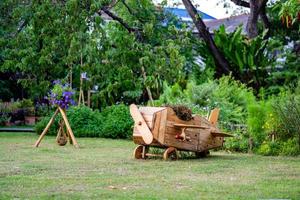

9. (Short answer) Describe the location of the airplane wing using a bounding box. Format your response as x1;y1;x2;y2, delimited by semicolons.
211;131;233;137
173;124;209;129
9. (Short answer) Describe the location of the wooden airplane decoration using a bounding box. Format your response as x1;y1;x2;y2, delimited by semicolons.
130;104;232;160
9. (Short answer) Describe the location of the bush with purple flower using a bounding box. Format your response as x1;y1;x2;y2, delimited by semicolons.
48;80;76;109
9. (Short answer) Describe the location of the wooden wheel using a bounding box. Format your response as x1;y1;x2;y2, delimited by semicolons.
133;145;149;159
163;147;178;161
195;150;210;158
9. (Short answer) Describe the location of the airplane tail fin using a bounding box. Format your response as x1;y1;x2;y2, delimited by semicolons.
208;108;220;126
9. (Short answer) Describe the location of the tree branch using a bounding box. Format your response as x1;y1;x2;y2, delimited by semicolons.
259;3;270;30
11;19;28;37
99;5;143;41
182;0;233;77
106;0;120;9
121;0;145;23
100;7;136;33
231;0;250;8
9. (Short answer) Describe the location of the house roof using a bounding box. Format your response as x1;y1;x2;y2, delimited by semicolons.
203;14;249;34
165;7;216;21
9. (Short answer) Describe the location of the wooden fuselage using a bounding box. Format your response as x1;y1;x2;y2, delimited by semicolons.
133;107;224;152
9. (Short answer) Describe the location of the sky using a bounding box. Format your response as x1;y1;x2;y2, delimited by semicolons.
153;0;249;19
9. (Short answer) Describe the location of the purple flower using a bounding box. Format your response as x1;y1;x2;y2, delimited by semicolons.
48;80;75;109
53;80;61;85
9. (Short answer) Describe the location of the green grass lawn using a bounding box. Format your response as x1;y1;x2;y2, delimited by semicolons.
0;132;299;200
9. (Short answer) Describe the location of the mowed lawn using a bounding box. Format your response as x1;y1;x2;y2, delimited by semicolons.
0;133;299;200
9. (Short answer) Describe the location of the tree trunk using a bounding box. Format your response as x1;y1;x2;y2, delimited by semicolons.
182;0;232;77
141;66;154;105
246;0;260;38
259;4;270;30
246;0;269;38
231;0;269;38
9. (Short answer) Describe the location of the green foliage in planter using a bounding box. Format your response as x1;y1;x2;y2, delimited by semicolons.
0;101;20;113
0;113;11;126
18;99;33;108
100;104;133;139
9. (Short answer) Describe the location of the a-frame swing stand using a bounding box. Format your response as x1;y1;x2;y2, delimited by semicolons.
34;107;79;148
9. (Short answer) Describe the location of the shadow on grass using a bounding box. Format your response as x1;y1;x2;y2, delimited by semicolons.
145;147;239;161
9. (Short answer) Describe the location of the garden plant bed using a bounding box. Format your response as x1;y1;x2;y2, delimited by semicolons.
0;126;34;132
0;132;299;199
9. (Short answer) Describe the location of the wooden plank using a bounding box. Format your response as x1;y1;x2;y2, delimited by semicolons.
208;108;220;126
133;127;140;135
145;153;163;157
158;109;167;144
139;107;166;115
164;134;198;151
58;107;79;148
152;112;161;140
166;126;200;137
34;108;59;147
133;136;146;145
193;115;211;127
211;131;233;137
145;121;153;129
197;129;223;151
173;123;209;129
142;114;154;122
130;104;153;145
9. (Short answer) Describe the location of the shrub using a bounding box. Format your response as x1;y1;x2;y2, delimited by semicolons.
35;104;133;139
224;130;249;153
257;141;281;156
66;106;103;137
247;102;267;147
0;113;10;126
273;94;300;143
154;76;257;152
100;104;133;139
35;115;60;136
280;138;300;156
153;82;185;106
35;106;102;137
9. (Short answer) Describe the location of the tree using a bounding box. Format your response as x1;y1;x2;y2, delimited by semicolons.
231;0;269;38
0;0;192;106
181;0;235;78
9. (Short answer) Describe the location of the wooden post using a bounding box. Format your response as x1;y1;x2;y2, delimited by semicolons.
69;64;73;88
87;89;91;108
78;79;85;106
58;107;79;148
34;108;59;147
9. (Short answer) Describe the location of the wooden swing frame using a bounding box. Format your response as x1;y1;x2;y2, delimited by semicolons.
34;107;79;148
